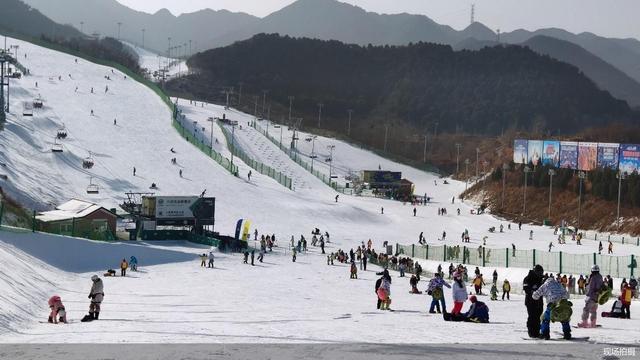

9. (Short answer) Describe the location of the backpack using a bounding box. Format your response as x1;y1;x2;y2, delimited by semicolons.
550;299;573;323
597;285;612;305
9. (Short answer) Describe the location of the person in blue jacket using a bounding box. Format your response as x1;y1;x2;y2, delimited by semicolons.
130;256;138;271
444;295;489;323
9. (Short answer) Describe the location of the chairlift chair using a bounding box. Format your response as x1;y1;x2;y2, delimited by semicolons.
325;157;332;162
86;177;99;194
274;125;281;129
82;152;95;169
22;102;34;117
310;155;318;159
305;137;313;142
56;127;67;139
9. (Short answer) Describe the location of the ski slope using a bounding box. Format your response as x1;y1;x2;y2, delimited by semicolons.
125;42;187;80
0;36;639;345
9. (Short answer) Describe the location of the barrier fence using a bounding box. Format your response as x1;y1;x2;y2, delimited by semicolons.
218;122;293;190
252;122;353;195
396;243;637;279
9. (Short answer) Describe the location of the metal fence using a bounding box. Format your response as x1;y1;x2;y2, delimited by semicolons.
218;122;293;190
252;122;353;195
397;243;637;279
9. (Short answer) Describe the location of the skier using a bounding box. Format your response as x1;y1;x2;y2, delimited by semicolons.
523;265;545;338
47;295;67;324
133;167;136;176
350;262;358;279
82;275;104;322
578;264;604;328
502;279;511;300
450;271;468;316
532;275;573;339
335;195;339;203
413;207;417;216
200;253;207;267
427;273;451;313
129;256;138;271
248;170;252;181
120;258;128;277
179;169;183;177
208;251;215;268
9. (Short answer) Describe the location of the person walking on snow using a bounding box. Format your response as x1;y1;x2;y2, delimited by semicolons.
120;258;128;277
251;250;255;266
129;256;138;271
523;265;545;338
428;273;451;313
335;195;339;202
377;270;392;310
208;251;215;268
200;254;207;267
578;265;604;328
350;262;358;279
47;295;67;324
82;275;104;322
598;241;603;254
532;275;573;339
608;240;613;254
502;279;511;300
413;207;417;216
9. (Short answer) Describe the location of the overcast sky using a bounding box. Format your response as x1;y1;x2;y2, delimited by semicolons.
115;0;639;40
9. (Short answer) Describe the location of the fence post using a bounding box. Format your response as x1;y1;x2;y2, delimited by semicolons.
482;246;486;267
426;244;429;260
622;237;625;244
532;249;536;267
506;248;509;268
396;243;399;255
463;246;467;264
412;244;415;258
443;245;446;262
593;253;596;265
32;210;36;232
559;252;563;274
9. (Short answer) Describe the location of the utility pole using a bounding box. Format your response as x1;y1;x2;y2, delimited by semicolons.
423;134;428;163
383;124;390;152
117;22;122;40
254;96;259;117
310;136;317;172
80;21;84;33
317;103;323;128
208;117;214;151
617;170;627;229
262;90;268;118
189;40;192;57
455;143;462;175
327;145;335;183
548;169;556;220
475;147;480;179
577;171;587;230
501;163;509;210
230;124;236;166
347;109;353;136
470;3;475;24
464;159;470;192
238;82;243;105
523;166;531;216
288;96;294;122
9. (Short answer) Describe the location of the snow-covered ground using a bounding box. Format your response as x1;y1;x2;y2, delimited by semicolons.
0;36;639;345
124;42;187;80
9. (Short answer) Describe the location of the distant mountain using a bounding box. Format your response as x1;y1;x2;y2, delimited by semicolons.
170;34;634;138
20;0;259;54
0;0;82;40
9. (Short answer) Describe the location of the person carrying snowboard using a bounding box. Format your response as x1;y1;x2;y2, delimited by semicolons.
523;265;545;338
532;275;573;340
427;273;451;313
47;295;67;324
578;264;604;328
82;275;104;322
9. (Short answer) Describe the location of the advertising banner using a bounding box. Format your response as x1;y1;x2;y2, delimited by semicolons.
513;139;528;164
542;140;560;167
597;143;620;169
559;141;578;169
619;144;640;174
527;140;543;166
578;142;598;171
154;196;215;225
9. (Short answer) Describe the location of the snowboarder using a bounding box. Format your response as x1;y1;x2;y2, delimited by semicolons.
409;274;421;294
120;258;128;276
208;251;215;268
601;296;625;318
248;171;252;181
257;250;264;263
129;256;138;271
47;295;67;324
428;273;451;313
598;241;603;254
200;253;207;267
608;240;613;254
502;279;511;300
82;275;104;322
523;265;544;338
490;283;498;301
335;195;339;202
532;275;573;340
578;264;604;328
548;242;554;252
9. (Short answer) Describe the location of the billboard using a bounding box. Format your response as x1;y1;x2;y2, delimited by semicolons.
542;140;560;167
619;144;640;174
559;141;578;169
513;139;528;164
578;142;598;171
363;171;401;184
527;140;543;166
597;143;620;169
150;196;216;225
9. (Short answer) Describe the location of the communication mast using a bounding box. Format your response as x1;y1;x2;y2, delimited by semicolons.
470;4;475;25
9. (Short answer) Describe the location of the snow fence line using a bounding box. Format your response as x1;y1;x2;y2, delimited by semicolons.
397;243;637;279
1;30;238;177
252;122;353;195
218;121;293;190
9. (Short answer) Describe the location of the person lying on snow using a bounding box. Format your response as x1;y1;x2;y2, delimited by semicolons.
601;297;625;318
47;295;67;324
443;295;489;323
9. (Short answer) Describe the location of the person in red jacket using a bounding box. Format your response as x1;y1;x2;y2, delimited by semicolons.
47;295;67;324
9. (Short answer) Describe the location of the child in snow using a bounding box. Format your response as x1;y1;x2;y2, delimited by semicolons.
48;295;67;324
409;275;422;294
427;273;451;313
208;252;215;268
200;254;207;267
502;279;511;300
350;262;358;279
443;295;489;323
490;283;498;301
82;275;104;322
532;276;573;340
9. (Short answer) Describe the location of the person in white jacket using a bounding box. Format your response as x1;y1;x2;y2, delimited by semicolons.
450;271;468;315
82;275;104;322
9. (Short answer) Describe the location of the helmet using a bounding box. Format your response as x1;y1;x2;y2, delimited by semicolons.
534;265;544;276
469;295;477;303
591;264;600;272
91;275;99;282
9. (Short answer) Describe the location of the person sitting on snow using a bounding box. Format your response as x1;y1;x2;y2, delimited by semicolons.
443;295;489;323
532;276;573;340
601;296;625;318
48;295;67;324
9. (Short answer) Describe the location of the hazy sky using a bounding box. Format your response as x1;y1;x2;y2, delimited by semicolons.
115;0;640;40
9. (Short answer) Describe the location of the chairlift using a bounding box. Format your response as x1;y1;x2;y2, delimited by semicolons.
310;155;318;159
305;137;313;142
56;126;67;139
274;125;281;129
325;157;332;162
86;177;99;194
331;175;339;179
51;137;63;153
82;152;95;169
33;96;44;108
